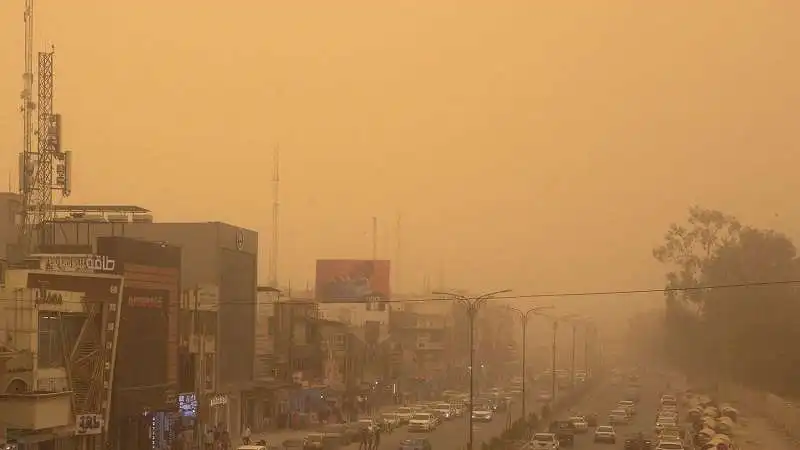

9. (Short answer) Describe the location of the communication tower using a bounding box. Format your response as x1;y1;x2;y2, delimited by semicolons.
17;0;72;255
268;146;280;287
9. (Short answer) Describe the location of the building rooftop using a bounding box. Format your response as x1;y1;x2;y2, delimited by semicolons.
51;204;150;214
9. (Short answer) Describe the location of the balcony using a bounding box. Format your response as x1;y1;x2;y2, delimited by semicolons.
0;391;72;430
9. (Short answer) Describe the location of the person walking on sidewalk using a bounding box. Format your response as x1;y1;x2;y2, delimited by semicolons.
241;425;251;445
359;427;370;450
372;425;382;450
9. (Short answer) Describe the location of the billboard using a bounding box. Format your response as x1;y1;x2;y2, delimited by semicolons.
315;259;390;302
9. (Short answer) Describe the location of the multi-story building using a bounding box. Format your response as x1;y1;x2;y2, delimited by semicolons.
0;243;181;449
388;308;456;399
34;207;258;440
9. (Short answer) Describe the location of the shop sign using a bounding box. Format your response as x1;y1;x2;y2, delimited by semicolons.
39;254;116;273
209;394;228;407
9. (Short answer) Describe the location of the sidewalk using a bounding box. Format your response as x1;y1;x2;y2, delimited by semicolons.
737;414;800;450
246;404;397;445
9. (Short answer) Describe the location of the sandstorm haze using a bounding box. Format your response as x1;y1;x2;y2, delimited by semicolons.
1;1;799;298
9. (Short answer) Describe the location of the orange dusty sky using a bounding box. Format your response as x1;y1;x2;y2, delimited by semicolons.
1;2;798;301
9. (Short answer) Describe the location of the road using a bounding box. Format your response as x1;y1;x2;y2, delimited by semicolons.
543;375;664;450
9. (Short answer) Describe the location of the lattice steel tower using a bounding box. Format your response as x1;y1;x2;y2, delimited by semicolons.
18;0;71;255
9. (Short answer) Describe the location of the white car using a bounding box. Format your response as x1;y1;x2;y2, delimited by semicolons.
618;400;637;415
593;425;617;444
656;440;685;450
432;403;453;420
569;416;589;433
609;409;630;425
531;432;560;450
471;408;494;422
655;418;677;433
394;407;414;424
408;413;436;432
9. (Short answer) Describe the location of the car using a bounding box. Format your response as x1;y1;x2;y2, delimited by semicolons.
569;416;589;433
655;419;677;433
658;429;681;442
609;409;630;425
593;426;617;443
531;432;560;450
380;412;400;431
624;435;654;450
408;413;436;432
395;407;414;424
399;437;432;450
431;403;453;420
585;413;599;427
357;418;378;432
549;421;575;447
655;440;684;450
618;400;637;415
471;407;494;422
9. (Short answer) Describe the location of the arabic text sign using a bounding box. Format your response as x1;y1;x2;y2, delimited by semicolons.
39;254;116;273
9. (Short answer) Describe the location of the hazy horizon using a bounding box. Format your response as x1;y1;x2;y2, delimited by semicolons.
2;2;799;297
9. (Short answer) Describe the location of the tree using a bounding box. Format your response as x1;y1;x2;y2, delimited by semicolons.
652;206;741;308
653;207;800;396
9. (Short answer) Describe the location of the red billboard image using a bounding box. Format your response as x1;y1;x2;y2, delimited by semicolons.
315;259;391;302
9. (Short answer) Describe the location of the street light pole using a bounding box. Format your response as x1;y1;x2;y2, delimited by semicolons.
434;289;511;450
509;305;552;420
570;323;577;389
551;320;558;403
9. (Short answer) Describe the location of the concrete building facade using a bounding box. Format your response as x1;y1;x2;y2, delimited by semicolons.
38;217;258;441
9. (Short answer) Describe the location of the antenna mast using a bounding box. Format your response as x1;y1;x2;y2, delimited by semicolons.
372;217;378;261
17;0;71;257
395;214;402;294
18;0;35;251
268;146;280;287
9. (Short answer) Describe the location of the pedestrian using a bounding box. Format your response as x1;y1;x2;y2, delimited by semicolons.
359;427;369;450
241;425;251;445
373;425;382;450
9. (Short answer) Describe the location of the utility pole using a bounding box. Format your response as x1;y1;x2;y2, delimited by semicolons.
371;217;378;260
509;305;552;420
551;320;558;403
433;290;511;450
570;323;577;389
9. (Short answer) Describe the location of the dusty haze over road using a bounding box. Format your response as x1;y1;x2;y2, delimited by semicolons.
1;2;798;298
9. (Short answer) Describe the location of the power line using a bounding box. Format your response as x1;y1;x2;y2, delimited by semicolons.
16;278;800;306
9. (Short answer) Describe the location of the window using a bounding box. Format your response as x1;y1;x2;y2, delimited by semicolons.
37;312;63;368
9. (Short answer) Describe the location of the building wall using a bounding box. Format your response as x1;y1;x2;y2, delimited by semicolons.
98;236;182;417
40;221;258;387
0;193;21;259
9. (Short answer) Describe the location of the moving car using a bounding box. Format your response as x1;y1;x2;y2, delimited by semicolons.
624;434;653;450
395;407;414;424
549;421;575;447
585;413;599;427
399;438;432;450
569;416;589;433
432;403;453;420
655;440;684;450
593;426;617;444
619;400;637;415
380;412;400;431
531;433;560;450
408;413;436;432
471;407;494;422
655;418;677;433
609;409;630;425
